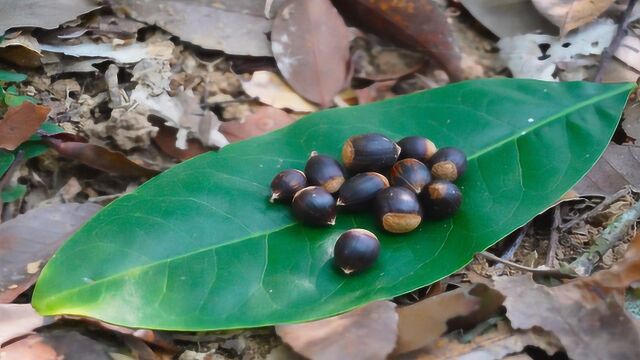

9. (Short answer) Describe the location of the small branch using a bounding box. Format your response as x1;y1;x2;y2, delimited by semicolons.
560;188;630;231
495;222;530;272
546;206;562;268
0;150;25;193
477;251;577;279
570;200;640;276
594;0;638;82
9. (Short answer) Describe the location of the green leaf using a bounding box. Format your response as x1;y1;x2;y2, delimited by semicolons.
32;79;635;330
3;90;36;107
1;184;26;202
16;141;49;159
0;70;27;83
28;122;65;141
0;151;14;178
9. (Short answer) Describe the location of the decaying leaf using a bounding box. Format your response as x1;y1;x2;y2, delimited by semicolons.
615;35;640;73
276;301;398;360
460;0;556;38
495;234;640;360
532;0;615;36
220;107;296;143
40;40;174;64
0;0;100;34
114;0;272;56
622;100;640;140
499;18;616;80
153;124;209;161
241;71;318;112
0;102;50;151
0;34;43;68
42;137;160;178
573;143;640;195
0;304;52;347
334;0;463;81
0;203;101;303
271;0;351;107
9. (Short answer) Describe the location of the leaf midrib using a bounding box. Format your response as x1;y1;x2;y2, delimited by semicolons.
36;83;634;308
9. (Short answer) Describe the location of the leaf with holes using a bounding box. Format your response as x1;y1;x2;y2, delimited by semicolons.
33;79;634;330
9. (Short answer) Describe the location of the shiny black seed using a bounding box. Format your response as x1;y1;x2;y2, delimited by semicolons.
430;147;467;181
270;169;307;203
342;133;401;173
398;136;437;164
337;172;389;211
420;180;462;219
389;158;431;194
334;229;380;274
291;186;337;226
305;153;346;194
374;187;423;233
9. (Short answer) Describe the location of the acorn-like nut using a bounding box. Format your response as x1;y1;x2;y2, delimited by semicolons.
269;169;307;203
334;229;380;274
342;133;401;173
398;136;437;164
389;159;431;194
374;187;423;233
305;153;346;194
291;186;337;226
337;172;389;211
430;147;467;181
420;180;462;219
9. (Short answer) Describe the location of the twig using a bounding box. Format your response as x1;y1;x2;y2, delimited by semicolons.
477;251;577;279
0;150;24;193
495;222;530;272
560;188;630;231
546;206;562;268
570;200;640;276
594;0;638;82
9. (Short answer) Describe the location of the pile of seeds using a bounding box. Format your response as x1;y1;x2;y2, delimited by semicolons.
269;133;467;275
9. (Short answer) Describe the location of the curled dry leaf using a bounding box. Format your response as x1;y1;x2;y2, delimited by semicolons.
334;0;463;81
0;102;50;151
573;143;640;195
220;106;296;143
153;123;209;161
241;71;318;112
0;304;52;347
0;203;101;303
276;301;398;360
0;0;100;34
271;0;351;107
532;0;615;36
42;137;159;178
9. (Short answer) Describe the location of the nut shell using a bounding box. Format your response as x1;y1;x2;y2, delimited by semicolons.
430;147;467;181
337;172;389;211
291;186;337;226
333;229;380;274
374;187;423;233
398;136;437;164
342;133;401;173
270;169;307;203
390;158;431;194
304;153;346;194
420;180;462;219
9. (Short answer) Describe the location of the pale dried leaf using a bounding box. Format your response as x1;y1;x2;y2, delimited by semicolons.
0;203;101;303
0;304;52;347
615;35;640;72
241;71;318;112
220;107;296;143
272;0;351;107
460;0;555;38
532;0;616;36
574;143;640;195
40;40;174;64
0;0;99;34
622;101;640;140
276;301;398;360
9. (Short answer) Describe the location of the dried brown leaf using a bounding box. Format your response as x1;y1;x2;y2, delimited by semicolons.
42;137;159;178
334;0;463;81
276;301;398;360
0;304;52;347
241;71;318;112
153;124;209;161
220;107;296;143
615;35;640;73
573;143;640;195
0;0;99;34
0;102;50;151
271;0;351;107
532;0;615;36
0;203;100;303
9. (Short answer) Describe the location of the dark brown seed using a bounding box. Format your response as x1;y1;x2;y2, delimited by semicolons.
291;186;337;226
342;133;401;173
304;153;346;194
389;158;431;194
430;147;467;181
420;180;462;219
398;136;437;164
334;229;380;274
337;172;389;211
270;169;307;203
374;187;422;233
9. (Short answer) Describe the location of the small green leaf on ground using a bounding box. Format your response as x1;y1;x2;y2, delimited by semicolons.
0;70;27;83
1;184;26;203
32;79;634;330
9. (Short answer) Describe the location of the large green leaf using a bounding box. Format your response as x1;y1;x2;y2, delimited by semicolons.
33;79;634;330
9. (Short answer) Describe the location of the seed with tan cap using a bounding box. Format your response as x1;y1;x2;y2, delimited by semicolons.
342;133;401;173
420;180;462;219
337;172;389;211
398;136;438;164
291;186;337;226
430;147;467;181
304;152;346;194
374;187;423;233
